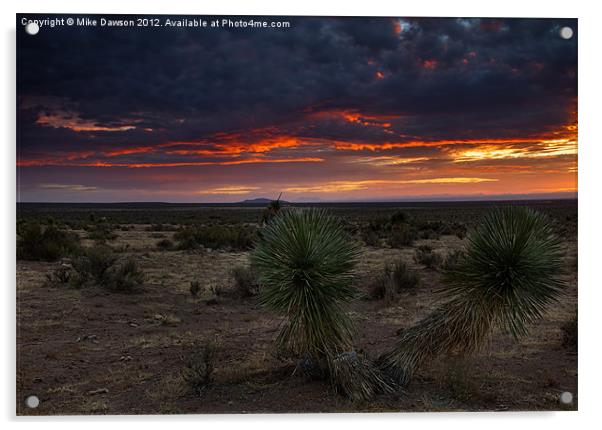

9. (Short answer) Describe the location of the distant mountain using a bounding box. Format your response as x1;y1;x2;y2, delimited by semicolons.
238;197;287;204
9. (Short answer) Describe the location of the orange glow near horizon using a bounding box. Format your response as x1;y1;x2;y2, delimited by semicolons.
19;107;577;199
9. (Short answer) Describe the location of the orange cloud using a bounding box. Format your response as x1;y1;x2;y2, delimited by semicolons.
197;186;260;195
36;111;137;132
283;177;498;193
17;157;324;168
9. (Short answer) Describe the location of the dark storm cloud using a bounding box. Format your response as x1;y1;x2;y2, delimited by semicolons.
18;16;576;139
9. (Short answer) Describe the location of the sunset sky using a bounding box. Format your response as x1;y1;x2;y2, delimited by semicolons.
17;16;577;202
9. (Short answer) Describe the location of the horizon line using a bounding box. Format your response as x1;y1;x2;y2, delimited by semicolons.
17;194;578;205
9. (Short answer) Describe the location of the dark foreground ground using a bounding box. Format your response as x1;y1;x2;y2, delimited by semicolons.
16;200;578;414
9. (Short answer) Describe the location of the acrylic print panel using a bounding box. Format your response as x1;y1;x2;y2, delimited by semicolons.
16;14;577;415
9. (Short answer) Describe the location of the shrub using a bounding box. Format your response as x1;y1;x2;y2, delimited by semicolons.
390;211;409;225
251;208;359;358
561;313;577;352
44;264;72;286
379;206;567;387
104;257;145;292
413;245;442;269
86;221;118;243
156;238;174;250
388;223;418;248
174;224;256;251
360;228;380;247
17;222;80;261
71;246;144;292
72;245;117;286
182;342;217;396
190;281;200;296
231;265;260;297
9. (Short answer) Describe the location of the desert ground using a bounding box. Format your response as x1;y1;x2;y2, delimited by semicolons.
16;200;577;414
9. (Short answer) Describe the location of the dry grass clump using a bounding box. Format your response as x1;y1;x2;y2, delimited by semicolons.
413;245;443;269
369;259;420;302
231;264;261;297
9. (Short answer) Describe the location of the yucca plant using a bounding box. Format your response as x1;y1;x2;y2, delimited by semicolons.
252;208;359;358
261;192;283;225
379;206;566;386
252;208;396;401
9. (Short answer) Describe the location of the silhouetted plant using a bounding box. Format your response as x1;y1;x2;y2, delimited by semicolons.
261;193;283;225
379;206;566;386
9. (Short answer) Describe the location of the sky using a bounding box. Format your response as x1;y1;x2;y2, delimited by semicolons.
17;15;577;203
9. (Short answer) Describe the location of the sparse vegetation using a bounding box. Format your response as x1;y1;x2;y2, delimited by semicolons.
16;200;577;413
174;224;256;251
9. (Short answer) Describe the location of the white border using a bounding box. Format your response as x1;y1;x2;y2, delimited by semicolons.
2;1;600;428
